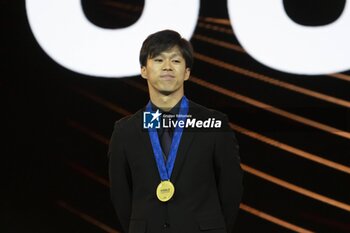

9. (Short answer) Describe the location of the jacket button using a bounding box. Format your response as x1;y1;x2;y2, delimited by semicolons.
163;223;170;228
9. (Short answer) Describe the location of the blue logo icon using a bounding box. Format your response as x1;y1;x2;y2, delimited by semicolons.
143;109;162;129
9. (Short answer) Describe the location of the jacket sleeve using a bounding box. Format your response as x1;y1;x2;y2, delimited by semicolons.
108;121;132;233
214;115;243;233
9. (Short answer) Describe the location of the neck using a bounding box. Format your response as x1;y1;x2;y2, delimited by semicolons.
149;91;184;112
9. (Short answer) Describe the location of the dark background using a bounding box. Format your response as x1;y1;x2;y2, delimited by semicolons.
2;0;349;232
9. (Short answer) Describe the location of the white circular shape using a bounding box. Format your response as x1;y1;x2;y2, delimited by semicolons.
25;0;200;77
228;0;350;75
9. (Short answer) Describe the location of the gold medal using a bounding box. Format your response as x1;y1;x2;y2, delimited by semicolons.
156;180;175;202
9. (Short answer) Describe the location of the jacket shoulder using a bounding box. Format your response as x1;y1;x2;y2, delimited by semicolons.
189;100;227;119
113;108;143;129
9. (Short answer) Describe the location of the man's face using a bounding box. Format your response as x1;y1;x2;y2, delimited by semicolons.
141;46;190;97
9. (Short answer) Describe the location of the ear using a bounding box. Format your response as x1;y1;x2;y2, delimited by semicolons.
140;66;148;80
184;68;191;81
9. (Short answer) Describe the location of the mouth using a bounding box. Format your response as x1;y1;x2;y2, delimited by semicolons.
160;74;175;80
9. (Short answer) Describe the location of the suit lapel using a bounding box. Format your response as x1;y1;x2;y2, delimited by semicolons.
170;101;200;183
135;109;158;169
170;129;195;183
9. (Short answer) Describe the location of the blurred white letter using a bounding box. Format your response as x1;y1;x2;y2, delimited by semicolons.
26;0;199;77
228;0;350;75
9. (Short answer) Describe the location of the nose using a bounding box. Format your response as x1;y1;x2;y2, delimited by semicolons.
162;59;172;71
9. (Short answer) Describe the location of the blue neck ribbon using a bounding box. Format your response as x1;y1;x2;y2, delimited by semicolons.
146;96;189;181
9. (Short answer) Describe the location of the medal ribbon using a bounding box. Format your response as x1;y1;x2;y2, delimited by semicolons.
147;96;189;181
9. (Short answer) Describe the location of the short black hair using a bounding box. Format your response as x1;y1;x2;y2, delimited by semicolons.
139;30;193;69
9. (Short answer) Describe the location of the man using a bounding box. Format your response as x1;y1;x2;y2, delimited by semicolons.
108;30;243;233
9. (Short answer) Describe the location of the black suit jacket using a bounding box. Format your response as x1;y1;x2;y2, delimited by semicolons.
108;100;243;233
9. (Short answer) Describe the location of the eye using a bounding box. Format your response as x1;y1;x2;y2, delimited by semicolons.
172;59;181;63
154;58;163;62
